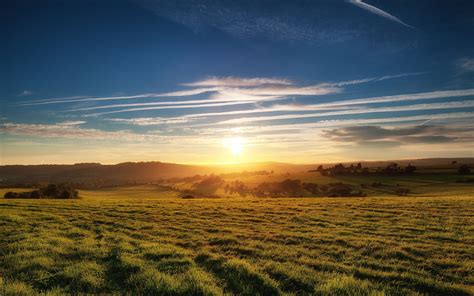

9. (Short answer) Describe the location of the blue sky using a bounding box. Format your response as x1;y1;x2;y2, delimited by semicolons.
1;0;474;164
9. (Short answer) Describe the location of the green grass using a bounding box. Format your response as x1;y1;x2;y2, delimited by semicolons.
1;187;473;295
166;171;474;197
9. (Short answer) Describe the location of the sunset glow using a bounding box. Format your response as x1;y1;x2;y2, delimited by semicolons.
1;0;473;165
2;2;474;295
223;137;245;157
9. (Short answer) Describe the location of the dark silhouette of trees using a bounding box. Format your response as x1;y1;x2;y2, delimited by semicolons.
4;183;79;199
405;164;417;174
458;164;471;175
312;162;418;176
254;179;365;198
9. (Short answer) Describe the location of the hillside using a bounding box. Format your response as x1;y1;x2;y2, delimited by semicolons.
1;158;472;186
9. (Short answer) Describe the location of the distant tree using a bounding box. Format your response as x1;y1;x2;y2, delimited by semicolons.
357;163;362;169
458;164;471;175
326;184;353;197
42;184;59;197
30;190;42;199
4;192;18;199
405;164;417;174
451;161;457;164
316;165;323;172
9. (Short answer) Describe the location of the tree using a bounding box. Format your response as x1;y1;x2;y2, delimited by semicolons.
42;184;59;197
30;190;42;199
4;192;18;199
405;164;417;174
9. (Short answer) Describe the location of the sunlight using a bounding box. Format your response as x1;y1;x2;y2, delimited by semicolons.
223;137;245;156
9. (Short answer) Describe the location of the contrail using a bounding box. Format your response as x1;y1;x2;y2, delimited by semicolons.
348;0;415;29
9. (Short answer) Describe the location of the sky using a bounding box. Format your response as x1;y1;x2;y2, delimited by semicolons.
1;0;474;165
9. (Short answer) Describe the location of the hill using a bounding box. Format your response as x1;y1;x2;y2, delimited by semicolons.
1;158;472;186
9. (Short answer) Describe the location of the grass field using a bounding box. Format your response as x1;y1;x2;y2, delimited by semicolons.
1;186;473;295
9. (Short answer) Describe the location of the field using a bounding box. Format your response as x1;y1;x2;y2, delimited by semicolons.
1;185;473;295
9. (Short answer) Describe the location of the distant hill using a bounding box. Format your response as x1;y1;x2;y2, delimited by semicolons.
1;158;472;186
0;162;214;185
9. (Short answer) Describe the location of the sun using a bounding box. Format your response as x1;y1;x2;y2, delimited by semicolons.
223;137;245;156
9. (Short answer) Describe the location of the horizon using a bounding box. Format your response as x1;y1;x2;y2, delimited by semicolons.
2;156;473;167
2;0;474;165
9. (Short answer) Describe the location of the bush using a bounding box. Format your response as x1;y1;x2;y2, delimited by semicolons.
4;192;19;199
4;184;79;199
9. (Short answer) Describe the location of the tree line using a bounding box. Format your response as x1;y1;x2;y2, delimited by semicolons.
4;184;79;199
311;162;417;176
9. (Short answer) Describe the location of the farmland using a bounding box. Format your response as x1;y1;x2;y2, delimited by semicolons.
1;184;473;295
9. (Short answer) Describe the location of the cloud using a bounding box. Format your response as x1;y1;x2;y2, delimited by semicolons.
321;124;473;144
18;90;33;96
458;58;474;72
18;92;220;106
85;101;257;116
101;86;474;125
106;104;356;126
136;0;362;45
0;122;148;141
347;0;415;29
286;88;474;109
329;72;426;86
210;100;474;125
195;112;474;136
182;77;292;87
19;73;419;109
108;117;193;126
58;121;86;126
66;86;474;116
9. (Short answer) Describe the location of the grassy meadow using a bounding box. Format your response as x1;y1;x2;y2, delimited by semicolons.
1;184;473;295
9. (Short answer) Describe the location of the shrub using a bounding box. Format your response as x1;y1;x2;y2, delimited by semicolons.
4;192;19;199
4;184;79;199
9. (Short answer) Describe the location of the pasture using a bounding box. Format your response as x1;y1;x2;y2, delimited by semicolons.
1;185;473;295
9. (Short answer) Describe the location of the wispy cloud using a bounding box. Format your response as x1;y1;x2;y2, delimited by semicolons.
18;90;33;97
19;73;420;109
85;101;257;117
109;117;194;126
457;57;474;73
0;122;148;141
105;105;357;126
196;112;474;135
322;124;473;144
329;72;425;86
18;91;217;106
136;0;362;45
348;0;415;29
306;89;474;108
200;100;474;126
182;77;292;87
97;87;474;126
